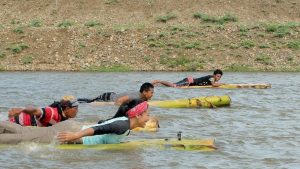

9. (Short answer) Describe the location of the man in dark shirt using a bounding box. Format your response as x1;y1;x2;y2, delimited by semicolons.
152;69;224;87
78;82;154;105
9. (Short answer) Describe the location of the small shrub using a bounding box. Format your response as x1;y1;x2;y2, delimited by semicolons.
13;26;24;34
78;42;86;48
84;21;103;28
156;13;177;23
159;54;169;65
8;43;29;53
255;54;272;65
11;19;20;25
57;21;73;28
266;23;292;37
229;43;239;49
193;12;237;24
21;55;33;64
143;56;151;62
259;44;270;48
104;0;119;4
184;42;203;50
286;55;294;62
287;41;300;49
240;40;255;49
30;19;42;27
149;41;165;48
0;51;6;59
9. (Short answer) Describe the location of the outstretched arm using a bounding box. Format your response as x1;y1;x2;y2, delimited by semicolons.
151;80;175;87
90;102;115;106
114;95;130;105
8;106;42;118
57;128;94;142
211;81;226;87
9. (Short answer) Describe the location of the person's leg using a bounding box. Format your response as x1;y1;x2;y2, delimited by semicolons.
0;121;21;134
0;121;25;144
0;120;83;144
151;80;176;87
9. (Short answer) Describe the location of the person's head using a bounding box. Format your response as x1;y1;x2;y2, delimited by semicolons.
59;95;79;118
213;69;223;82
126;100;150;128
139;82;154;101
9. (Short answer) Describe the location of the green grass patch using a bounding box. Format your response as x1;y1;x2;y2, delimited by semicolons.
193;12;237;24
84;21;103;28
86;64;131;72
264;22;300;37
286;55;294;62
226;64;253;72
8;43;29;53
104;0;119;4
143;56;152;62
255;54;272;65
156;13;177;23
13;26;24;34
259;44;270;48
29;19;42;27
184;42;203;50
21;55;33;64
78;42;86;48
287;41;300;49
240;40;255;49
149;41;165;48
11;19;20;25
57;21;74;28
0;51;6;59
229;43;239;49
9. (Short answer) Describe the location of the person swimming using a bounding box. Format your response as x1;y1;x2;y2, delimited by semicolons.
8;95;79;127
77;82;154;105
152;69;224;87
0;99;153;145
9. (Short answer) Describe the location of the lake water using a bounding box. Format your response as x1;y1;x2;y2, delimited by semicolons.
0;72;299;169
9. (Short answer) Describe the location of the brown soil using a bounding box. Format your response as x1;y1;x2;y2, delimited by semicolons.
0;0;299;71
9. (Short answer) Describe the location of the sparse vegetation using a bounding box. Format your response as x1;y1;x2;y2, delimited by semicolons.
265;23;300;37
13;26;24;34
255;54;272;65
21;55;33;64
84;21;103;28
240;40;255;49
156;13;177;23
287;41;300;49
8;43;29;53
30;19;42;27
57;21;74;28
0;51;6;59
143;56;151;62
193;12;237;24
86;64;131;72
259;44;270;48
104;0;119;4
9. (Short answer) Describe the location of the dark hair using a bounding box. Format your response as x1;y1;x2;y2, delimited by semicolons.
213;69;223;75
139;82;154;93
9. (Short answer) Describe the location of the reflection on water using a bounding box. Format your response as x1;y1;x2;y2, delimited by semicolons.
0;72;300;168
